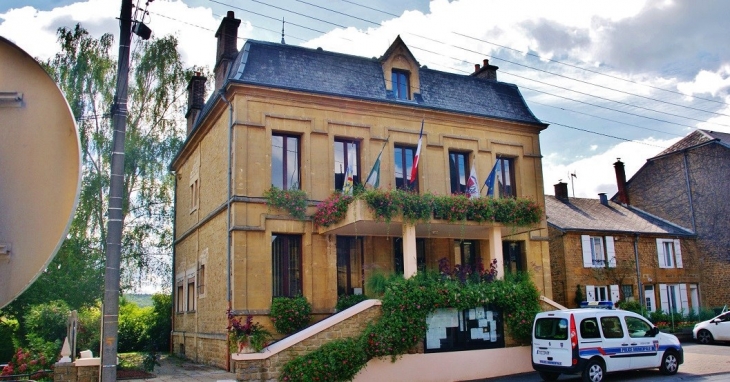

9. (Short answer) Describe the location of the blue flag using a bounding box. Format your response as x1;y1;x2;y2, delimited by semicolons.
484;162;498;197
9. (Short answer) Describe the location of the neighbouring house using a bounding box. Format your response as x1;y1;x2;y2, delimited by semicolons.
612;130;730;308
170;11;552;369
547;181;701;314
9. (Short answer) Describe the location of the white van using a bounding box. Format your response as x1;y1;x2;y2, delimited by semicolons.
532;308;683;382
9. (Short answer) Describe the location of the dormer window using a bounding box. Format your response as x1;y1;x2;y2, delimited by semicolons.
392;70;410;100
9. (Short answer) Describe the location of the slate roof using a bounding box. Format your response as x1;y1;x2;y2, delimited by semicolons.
226;39;545;126
545;195;693;236
654;129;730;157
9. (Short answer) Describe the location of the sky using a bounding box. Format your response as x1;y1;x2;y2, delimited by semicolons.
2;0;730;200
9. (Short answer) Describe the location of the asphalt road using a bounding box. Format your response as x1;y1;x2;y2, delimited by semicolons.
473;342;730;382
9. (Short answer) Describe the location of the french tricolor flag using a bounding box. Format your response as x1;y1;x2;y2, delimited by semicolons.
409;120;424;184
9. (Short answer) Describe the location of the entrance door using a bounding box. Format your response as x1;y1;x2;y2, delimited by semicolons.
502;241;525;274
336;237;364;295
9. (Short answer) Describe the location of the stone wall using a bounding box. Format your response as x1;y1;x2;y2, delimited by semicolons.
626;144;730;307
234;304;382;381
53;363;98;382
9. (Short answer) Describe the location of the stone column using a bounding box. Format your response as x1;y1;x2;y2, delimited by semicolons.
489;227;504;279
403;224;417;278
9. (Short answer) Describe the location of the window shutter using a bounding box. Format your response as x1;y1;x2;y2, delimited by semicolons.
658;284;669;313
585;284;595;302
605;236;616;268
610;285;620;302
656;238;667;268
581;235;593;268
679;284;689;312
674;239;683;268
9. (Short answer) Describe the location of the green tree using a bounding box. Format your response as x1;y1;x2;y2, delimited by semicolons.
2;23;201;339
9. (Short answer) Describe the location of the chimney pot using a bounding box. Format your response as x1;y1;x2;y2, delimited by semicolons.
483;59;489;66
554;182;569;201
599;193;608;206
471;58;498;81
214;10;242;91
474;64;480;72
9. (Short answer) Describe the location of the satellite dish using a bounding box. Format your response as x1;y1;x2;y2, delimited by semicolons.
0;36;82;309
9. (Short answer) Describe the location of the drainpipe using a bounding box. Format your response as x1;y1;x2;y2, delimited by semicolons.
171;171;177;354
219;89;234;372
633;234;644;316
682;151;697;233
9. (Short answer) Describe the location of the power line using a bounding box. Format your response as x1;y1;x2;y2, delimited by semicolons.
452;31;730;108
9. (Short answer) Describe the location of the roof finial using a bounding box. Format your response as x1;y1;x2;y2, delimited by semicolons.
281;17;285;44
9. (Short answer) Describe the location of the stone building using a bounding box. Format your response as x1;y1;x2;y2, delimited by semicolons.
612;130;730;308
170;11;551;367
547;182;700;313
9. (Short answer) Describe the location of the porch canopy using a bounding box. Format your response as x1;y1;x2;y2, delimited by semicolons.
317;200;533;277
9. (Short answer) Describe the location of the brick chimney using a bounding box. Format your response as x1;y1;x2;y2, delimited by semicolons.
614;159;630;205
471;59;499;80
214;11;241;91
554;182;569;201
186;72;207;135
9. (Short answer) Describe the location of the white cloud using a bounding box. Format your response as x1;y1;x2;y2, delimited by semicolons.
542;136;681;198
677;66;730;97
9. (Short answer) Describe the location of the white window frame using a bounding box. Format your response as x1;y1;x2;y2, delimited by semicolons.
584;284;620;303
659;283;689;314
657;238;683;269
581;235;616;268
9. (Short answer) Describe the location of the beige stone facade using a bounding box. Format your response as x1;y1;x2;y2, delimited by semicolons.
171;13;551;368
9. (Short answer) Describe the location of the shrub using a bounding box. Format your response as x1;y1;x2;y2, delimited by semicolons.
146;293;172;351
117;298;152;352
616;299;642;314
24;300;70;345
0;319;19;363
335;294;369;312
76;305;101;354
280;338;367;382
270;296;311;335
0;347;51;379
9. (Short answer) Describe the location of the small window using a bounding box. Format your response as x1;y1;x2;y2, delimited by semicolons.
394;145;418;191
198;264;206;296
625;316;652;338
600;316;624;339
621;285;634;301
187;278;195;312
495;156;516;198
590;237;606;266
534;318;568;340
457;240;479;269
176;279;184;313
580;318;600;339
391;70;409;100
190;179;199;212
449;152;468;194
272;134;300;190
334;140;359;192
272;234;302;297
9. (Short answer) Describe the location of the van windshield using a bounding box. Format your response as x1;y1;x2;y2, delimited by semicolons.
535;317;568;340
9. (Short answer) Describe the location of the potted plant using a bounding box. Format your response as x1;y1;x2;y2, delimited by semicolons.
227;310;272;353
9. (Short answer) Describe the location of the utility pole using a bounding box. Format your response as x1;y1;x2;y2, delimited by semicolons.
101;0;132;380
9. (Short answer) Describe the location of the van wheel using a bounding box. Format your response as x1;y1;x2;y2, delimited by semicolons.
696;329;714;344
582;359;604;382
660;350;679;375
538;371;560;381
